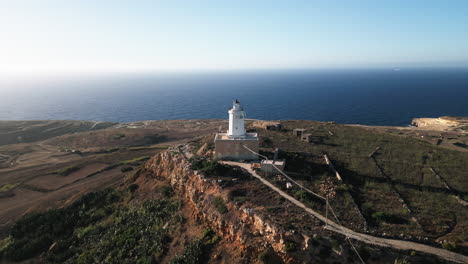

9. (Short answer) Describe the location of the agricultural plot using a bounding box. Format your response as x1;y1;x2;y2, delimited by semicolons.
253;120;468;252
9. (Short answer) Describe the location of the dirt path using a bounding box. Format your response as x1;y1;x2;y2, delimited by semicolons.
221;161;468;264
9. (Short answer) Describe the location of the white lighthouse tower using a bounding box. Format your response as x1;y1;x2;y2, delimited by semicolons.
228;99;245;138
214;99;259;160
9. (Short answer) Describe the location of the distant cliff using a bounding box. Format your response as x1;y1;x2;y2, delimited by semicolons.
411;116;468;132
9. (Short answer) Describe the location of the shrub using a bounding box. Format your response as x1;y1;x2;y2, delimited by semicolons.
158;185;174;197
128;183;139;193
170;240;205;264
258;250;268;262
190;158;230;176
113;133;125;139
0;188;122;261
283;241;297;252
371;212;407;224
441;241;457;251
121;166;133;172
201;228;214;240
120;156;150;165
453;142;468;149
394;257;411;264
213;197;228;214
0;183;17;192
56;166;80;176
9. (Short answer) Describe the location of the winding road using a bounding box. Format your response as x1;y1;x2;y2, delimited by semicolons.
221;161;468;264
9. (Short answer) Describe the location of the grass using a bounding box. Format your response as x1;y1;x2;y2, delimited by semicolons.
113;133;126;140
283;240;297;252
255;121;468;243
0;183;18;192
0;187;183;263
55;166;80;176
453;142;468;149
127;145;168;151
170;227;220;264
214;196;228;214
119;156;150;165
190;158;230;176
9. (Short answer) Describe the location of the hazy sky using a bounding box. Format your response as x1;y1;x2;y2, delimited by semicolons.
1;0;468;74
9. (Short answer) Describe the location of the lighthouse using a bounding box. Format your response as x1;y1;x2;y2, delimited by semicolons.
228;99;245;138
214;100;259;160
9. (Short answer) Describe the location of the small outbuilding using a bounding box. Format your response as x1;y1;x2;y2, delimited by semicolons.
301;133;313;143
260;160;285;175
292;128;306;137
266;123;282;131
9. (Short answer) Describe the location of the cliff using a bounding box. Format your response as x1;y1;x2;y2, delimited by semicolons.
411;117;468;132
137;146;356;264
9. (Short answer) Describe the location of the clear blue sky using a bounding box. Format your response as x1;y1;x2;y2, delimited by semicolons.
1;0;467;74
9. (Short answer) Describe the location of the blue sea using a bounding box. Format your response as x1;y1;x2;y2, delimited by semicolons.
1;68;467;126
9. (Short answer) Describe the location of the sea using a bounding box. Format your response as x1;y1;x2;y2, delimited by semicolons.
1;68;467;126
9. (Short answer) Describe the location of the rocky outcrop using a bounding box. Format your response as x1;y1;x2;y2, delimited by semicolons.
141;149;286;262
139;147;346;263
411;117;466;132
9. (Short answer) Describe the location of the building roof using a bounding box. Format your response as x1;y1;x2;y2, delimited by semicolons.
214;132;259;140
260;160;285;166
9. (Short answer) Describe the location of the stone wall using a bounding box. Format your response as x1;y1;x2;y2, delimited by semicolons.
214;138;259;160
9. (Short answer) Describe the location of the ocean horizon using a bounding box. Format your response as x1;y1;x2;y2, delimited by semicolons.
1;68;467;126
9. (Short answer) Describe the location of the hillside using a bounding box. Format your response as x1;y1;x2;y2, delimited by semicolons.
0;119;467;263
0;120;116;146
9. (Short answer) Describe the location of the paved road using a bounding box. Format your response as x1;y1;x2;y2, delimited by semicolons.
222;161;468;264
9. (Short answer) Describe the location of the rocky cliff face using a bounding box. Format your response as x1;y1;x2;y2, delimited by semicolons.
140;149;286;262
411;117;466;132
136;145;436;264
138;147;352;263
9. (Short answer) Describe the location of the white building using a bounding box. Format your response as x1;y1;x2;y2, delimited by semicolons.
214;100;259;160
228;99;246;138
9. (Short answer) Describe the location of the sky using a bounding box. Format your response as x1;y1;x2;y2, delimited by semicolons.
1;0;468;75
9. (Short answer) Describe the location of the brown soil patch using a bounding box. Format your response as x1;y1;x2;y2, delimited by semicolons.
25;163;109;190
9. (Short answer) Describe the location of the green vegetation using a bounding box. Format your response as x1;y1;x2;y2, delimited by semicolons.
394;257;411;264
170;240;205;264
120;156;150;165
229;189;248;204
257;249;283;264
190;158;230;176
121;166;133;172
0;188;121;261
56;166;80;176
283;240;297;252
213;196;228;214
113;133;126;140
170;227;220;264
127;145;168;151
259;121;468;244
0;236;12;252
258;250;268;262
0;183;18;192
158;185;174;198
0;187;182;263
453;142;468;149
441;241;457;251
371;211;407;224
127;183;139;193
